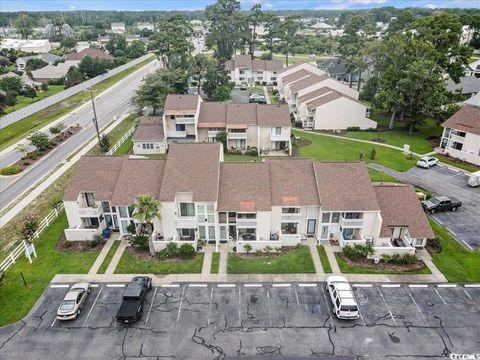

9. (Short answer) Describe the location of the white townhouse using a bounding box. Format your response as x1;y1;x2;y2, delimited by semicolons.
1;39;51;53
111;22;126;34
137;22;154;31
15;53;62;71
438;105;480;166
63;143;434;257
132;94;292;156
225;55;283;85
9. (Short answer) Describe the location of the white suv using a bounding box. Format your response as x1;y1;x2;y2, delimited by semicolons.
325;276;359;320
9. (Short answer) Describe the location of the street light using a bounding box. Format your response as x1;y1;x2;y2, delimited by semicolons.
86;87;101;142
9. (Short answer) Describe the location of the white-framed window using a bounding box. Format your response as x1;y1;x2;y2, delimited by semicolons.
282;207;300;214
179;203;195;217
281;222;298;235
275;127;281;135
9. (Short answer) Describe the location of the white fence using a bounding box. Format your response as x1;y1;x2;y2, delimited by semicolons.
106;125;136;156
0;203;64;273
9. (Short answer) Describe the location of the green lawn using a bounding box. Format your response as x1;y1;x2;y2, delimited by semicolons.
0;212;100;327
227;246;315;274
3;85;65;115
97;240;121;274
317;246;333;273
114;134;134;155
0;56;153;151
114;250;204;274
210;252;220;274
429;219;480;282
267;87;280;104
334;253;432;275
145;153;167;159
435;154;480;173
367;168;402;183
294;129;418;172
247;85;264;94
88;114;138;155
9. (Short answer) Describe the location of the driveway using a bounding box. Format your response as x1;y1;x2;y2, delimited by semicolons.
369;163;480;250
231;87;250;103
1;282;479;359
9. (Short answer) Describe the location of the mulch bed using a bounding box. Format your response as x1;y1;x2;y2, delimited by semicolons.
56;234;104;253
13;126;82;173
425;244;442;255
439;153;480;170
291;138;311;157
337;253;428;272
234;246;300;259
127;246;200;262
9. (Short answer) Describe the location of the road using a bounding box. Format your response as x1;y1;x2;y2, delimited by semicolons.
0;60;160;211
0;281;479;359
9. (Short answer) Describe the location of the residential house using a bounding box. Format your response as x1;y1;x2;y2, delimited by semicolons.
225;54;283;85
446;76;480;99
0;72;41;89
63;143;434;257
132;117;167;155
316;58;349;82
466;59;480;78
31;60;79;83
65;48;115;61
1;39;51;53
16;53;62;71
111;22;126;34
137;22;154;31
438;105;480;166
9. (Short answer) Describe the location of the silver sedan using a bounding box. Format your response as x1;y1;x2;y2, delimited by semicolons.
56;283;91;320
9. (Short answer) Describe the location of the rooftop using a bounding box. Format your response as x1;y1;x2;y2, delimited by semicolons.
164;94;200;114
225;55;283;72
132;117;164;142
442;105;480;136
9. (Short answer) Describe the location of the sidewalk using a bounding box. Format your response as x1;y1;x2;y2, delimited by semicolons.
88;238;116;275
323;243;341;274
304;238;324;274
104;240;127;275
201;245;214;275
218;244;228;275
263;86;270;104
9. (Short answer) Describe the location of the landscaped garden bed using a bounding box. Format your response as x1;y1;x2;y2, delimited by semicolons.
56;233;106;253
336;253;430;273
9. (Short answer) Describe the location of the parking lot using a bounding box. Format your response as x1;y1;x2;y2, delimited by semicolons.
230;87;251;103
369;163;480;250
1;281;479;359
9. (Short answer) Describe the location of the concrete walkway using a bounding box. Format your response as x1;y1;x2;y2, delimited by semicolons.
263;86;271;104
218;244;228;275
201;245;214;275
323;243;342;274
104;240;127;275
88;238;116;275
304;238;324;274
417;249;448;282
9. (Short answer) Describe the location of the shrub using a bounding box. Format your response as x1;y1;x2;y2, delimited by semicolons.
255;249;263;257
227;149;242;155
343;244;374;260
28;131;50;152
400;253;418;264
243;244;252;254
381;254;392;262
427;237;441;251
126;223;137;235
347;126;361;131
0;165;22;175
156;248;168;260
264;245;273;255
49;122;65;136
23;161;30;166
130;234;149;251
179;243;195;259
369;147;377;160
246;148;258;156
93;234;106;246
21;212;39;240
63;240;72;248
294;120;303;128
99;134;110;152
165;242;179;257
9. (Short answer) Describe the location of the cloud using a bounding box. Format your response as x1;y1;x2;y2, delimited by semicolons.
315;0;387;9
423;3;439;8
239;0;274;8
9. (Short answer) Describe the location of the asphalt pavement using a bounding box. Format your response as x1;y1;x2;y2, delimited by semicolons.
0;281;479;359
0;60;160;211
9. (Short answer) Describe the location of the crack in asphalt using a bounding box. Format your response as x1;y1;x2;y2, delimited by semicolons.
33;310;48;330
0;321;26;351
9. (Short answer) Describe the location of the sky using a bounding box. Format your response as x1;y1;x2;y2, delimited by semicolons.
1;0;479;12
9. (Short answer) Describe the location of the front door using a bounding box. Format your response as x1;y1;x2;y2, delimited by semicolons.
307;219;316;235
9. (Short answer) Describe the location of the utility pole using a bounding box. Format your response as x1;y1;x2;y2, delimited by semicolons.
87;87;101;142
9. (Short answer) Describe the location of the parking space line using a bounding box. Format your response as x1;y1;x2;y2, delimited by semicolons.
207;287;214;326
90;284;99;288
176;286;186;323
408;284;428;288
381;284;400;288
463;290;474;302
405;287;428;323
161;284;180;288
238;286;242;328
50;284;69;288
217;284;236;288
437;284;457;288
298;283;317;287
272;283;291;287
188;284;207;287
244;284;262;287
376;287;396;325
106;284;125;288
293;285;302;321
83;287;103;326
460;240;473;250
266;288;273;326
50;317;57;328
354;284;372;288
433;287;448;307
144;287;158;326
447;228;457;237
464;284;480;288
320;284;333;321
432;216;443;225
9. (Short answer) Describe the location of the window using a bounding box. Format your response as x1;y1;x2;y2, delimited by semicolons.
85;193;95;207
237;213;256;219
180;228;195;240
207;204;214;214
176;124;185;132
101;201;110;213
322;212;331;223
128;207;134;217
208;215;215;223
331;213;340;223
342;228;355;240
119;207;128;218
282;207;300;214
199;226;206;239
281;222;298;234
414;238;423;246
275;127;281;135
208;226;215;240
180;203;195;217
220;226;227;240
228;212;237;223
219;212;227;223
239;70;245;74
197;205;205;214
343;212;362;220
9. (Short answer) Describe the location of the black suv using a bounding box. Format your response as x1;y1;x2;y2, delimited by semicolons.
116;276;152;323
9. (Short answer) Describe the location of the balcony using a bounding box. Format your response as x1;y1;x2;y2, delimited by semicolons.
270;133;291;142
167;130;187;138
339;216;363;228
208;130;219;138
281;213;302;222
175;217;197;228
236;218;257;228
449;134;466;144
227;132;247;140
64;221;103;241
175;116;195;125
78;203;103;217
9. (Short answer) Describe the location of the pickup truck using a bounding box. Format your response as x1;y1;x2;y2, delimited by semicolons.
116;276;152;323
421;196;462;214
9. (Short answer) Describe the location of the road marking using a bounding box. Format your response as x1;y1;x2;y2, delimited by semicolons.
298;283;317;287
408;284;428;288
266;288;273;326
50;284;69;288
244;284;262;287
354;284;372;288
238;286;242;328
433;287;448;307
381;284;400;288
50;317;57;328
447;228;457;237
437;284;457;288
432;216;443;225
189;284;207;287
464;284;480;288
461;240;473;250
161;284;180;288
83;287;103;326
320;284;333;322
405;287;427;324
90;284;99;288
377;287;396;325
272;283;291;287
176;286;186;323
448;167;459;173
207;287;214;326
144;286;158;326
217;283;236;288
463;290;474;302
106;284;125;288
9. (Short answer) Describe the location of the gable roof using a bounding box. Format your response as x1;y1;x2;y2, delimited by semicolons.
17;52;62;64
65;48;114;61
159;143;221;202
281;69;312;85
133;117;164;142
289;74;328;93
374;184;434;239
297;86;333;105
442;105;480;136
164;94;200;114
225;55;283;72
306;90;362;110
31;60;79;80
316;59;347;74
314;162;380;211
277;61;308;75
446;76;480;95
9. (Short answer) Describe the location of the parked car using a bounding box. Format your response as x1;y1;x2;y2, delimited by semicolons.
416;156;439;169
116;276;152;323
240;82;247;90
249;93;266;104
421;196;462;214
325;276;359;320
467;171;480;187
56;283;91;320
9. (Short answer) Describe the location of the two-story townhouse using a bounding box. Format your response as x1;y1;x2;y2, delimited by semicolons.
132;117;167;155
162;94;202;143
438;105;480;166
63;143;434;257
276;62;326;90
225;55;283;85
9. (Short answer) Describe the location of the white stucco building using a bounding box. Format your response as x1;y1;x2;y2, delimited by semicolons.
1;39;51;53
225;55;283;85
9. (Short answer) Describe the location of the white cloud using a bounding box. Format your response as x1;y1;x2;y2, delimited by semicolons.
239;0;274;7
315;0;387;9
423;3;439;8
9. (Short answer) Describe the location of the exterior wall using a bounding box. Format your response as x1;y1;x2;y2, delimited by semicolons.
256;211;271;241
311;97;376;130
230;67;278;85
132;140;166;155
64;200;82;228
160;202;178;241
362;212;382;240
236;240;282;252
246;125;258;148
439;128;480;166
197;128;210;142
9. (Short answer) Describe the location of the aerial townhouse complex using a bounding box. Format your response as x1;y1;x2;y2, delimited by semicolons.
132;94;292;156
63;143;433;258
276;62;377;131
225;54;283;85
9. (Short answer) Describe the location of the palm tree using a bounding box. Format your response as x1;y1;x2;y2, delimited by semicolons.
132;194;161;255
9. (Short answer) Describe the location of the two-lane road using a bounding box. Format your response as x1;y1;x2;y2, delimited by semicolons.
0;60;160;210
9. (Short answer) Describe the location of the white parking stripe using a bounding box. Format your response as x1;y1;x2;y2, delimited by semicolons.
161;284;180;288
272;283;291;287
144;287;158;326
217;284;236;287
405;287;427;323
447;228;457;237
464;284;480;288
188;284;207;287
461;240;473;250
266;288;273;326
238;286;242;328
408;284;428;288
464;290;474;302
354;284;372;288
293;285;302;320
50;284;69;288
176;286;186;323
244;284;262;287
106;284;125;288
433;287;448;307
437;284;457;288
377;287;396;325
298;283;317;287
381;284;400;288
432;216;443;225
90;284;99;288
207;287;214;326
83;287;103;326
50;317;57;328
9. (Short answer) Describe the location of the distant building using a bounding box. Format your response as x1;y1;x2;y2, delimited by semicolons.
1;39;51;53
65;48;115;61
137;22;154;31
0;27;17;38
446;76;480;99
111;22;126;34
44;24;55;39
16;52;62;71
225;54;283;85
31;60;79;83
44;23;74;39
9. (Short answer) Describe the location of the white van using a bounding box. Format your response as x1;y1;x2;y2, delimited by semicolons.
326;276;359;320
468;171;480;187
